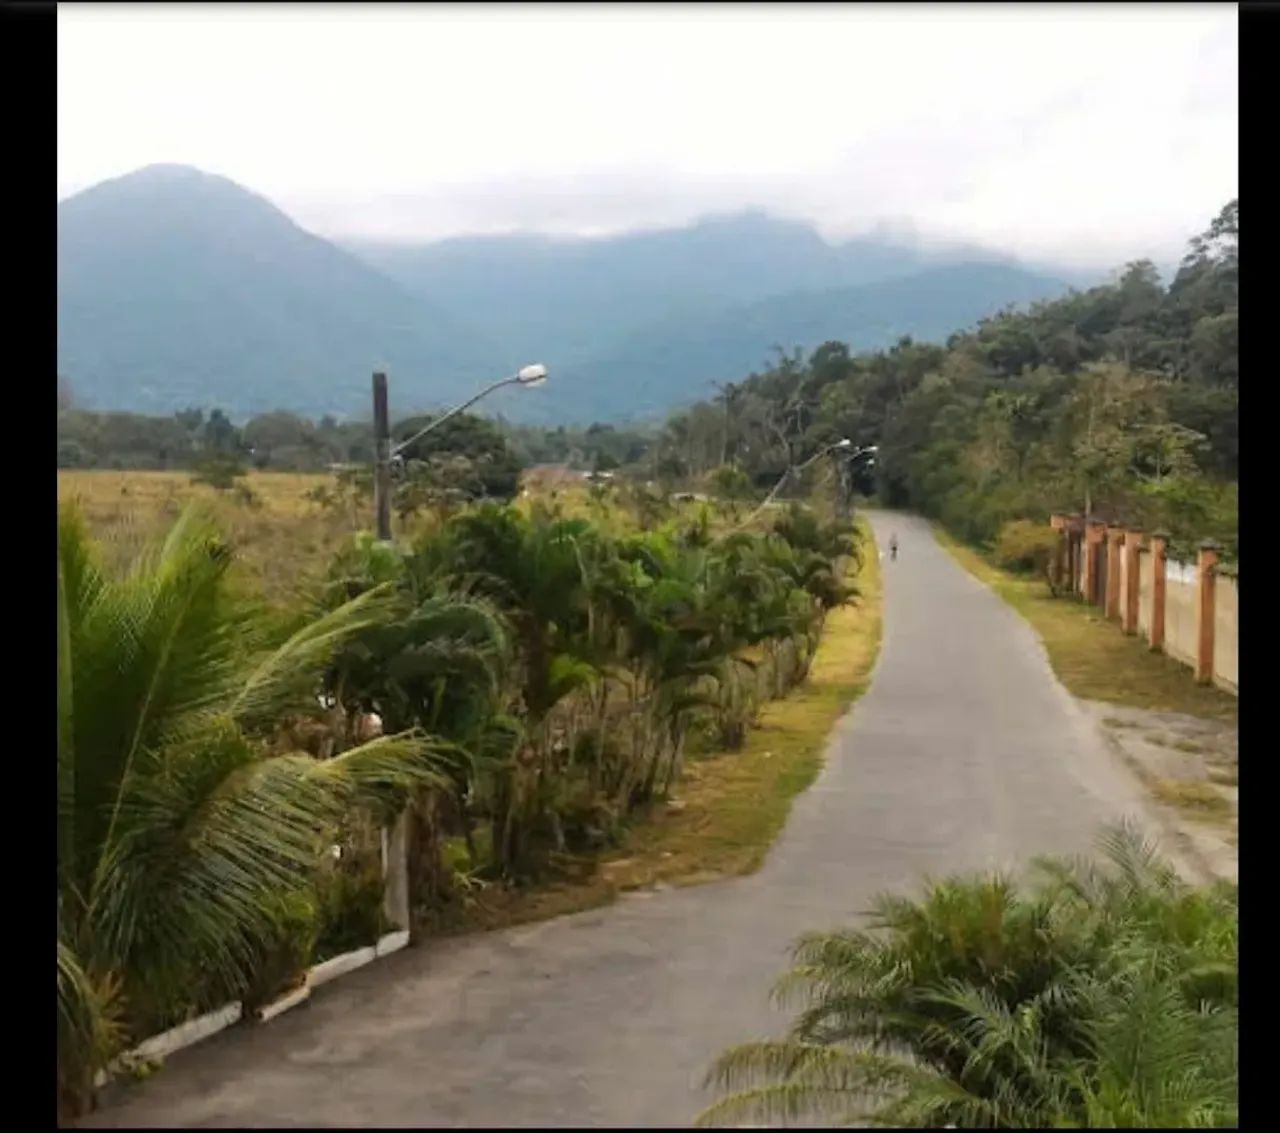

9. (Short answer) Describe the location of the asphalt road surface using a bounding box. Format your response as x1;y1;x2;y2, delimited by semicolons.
86;512;1172;1128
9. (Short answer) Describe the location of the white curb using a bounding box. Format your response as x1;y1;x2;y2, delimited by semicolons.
306;944;377;988
92;932;411;1090
375;929;410;957
254;982;311;1023
130;1001;243;1062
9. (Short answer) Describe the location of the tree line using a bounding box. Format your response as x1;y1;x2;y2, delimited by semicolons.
652;200;1238;558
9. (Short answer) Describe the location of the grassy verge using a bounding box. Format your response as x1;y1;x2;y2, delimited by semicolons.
934;527;1236;725
429;519;885;935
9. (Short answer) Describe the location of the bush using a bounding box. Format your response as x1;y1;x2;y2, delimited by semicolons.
312;855;390;963
992;519;1060;575
242;892;320;1010
700;824;1238;1129
190;450;248;491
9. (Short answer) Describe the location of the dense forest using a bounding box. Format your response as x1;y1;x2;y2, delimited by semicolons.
58;200;1237;557
651;199;1238;558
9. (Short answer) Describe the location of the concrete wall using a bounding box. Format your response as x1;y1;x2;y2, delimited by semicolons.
1163;560;1199;669
1137;549;1153;637
1214;575;1238;692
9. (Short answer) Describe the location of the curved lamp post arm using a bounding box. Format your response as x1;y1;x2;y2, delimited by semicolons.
373;363;546;542
391;375;519;458
738;439;856;529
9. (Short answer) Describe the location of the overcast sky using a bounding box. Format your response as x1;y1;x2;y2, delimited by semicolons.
57;3;1237;270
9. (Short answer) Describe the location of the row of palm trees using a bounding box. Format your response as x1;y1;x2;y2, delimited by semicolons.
57;494;861;1117
320;499;860;880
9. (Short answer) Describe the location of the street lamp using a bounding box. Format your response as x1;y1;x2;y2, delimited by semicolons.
741;437;856;527
372;363;549;541
835;444;878;518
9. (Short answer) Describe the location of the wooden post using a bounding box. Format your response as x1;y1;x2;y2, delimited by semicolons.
1122;530;1142;635
1083;520;1106;606
1105;527;1124;620
1196;541;1219;685
1148;532;1168;652
372;372;392;542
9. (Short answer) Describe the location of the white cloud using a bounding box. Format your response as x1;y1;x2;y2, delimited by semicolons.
57;2;1237;268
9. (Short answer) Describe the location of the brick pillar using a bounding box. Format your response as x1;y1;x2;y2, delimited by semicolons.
1049;515;1066;593
1148;532;1168;652
1122;530;1142;635
1105;527;1124;620
1196;542;1219;685
1069;517;1084;597
1083;521;1106;605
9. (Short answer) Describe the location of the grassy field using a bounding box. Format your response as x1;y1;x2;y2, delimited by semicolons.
56;470;790;600
58;469;352;603
934;527;1237;724
428;519;885;935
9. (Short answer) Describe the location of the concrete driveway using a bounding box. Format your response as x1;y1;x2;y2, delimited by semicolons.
86;512;1173;1128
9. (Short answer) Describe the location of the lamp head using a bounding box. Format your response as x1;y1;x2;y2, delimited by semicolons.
517;363;549;387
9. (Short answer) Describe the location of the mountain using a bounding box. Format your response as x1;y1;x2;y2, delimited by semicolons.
58;166;1080;424
342;213;1023;375
512;262;1075;424
57;164;492;419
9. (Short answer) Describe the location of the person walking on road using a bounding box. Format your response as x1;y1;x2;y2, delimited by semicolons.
889;532;898;561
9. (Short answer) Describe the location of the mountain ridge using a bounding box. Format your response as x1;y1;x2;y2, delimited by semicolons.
58;164;1084;423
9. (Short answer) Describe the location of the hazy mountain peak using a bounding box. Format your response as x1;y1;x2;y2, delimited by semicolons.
58;164;1079;424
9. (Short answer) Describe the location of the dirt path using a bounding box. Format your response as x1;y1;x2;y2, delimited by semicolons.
86;512;1185;1128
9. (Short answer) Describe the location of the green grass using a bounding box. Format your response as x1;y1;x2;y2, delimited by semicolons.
934;528;1237;725
1149;779;1234;824
427;521;885;935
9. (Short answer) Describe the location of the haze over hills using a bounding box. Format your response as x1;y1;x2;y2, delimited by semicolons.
58;165;1082;424
340;214;1050;372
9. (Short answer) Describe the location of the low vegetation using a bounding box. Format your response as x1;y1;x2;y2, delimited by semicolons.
700;824;1237;1128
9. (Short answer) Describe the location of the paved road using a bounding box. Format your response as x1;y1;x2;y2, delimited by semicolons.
87;512;1173;1128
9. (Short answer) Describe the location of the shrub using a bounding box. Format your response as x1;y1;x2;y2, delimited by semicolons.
312;855;390;963
992;518;1060;575
190;450;248;491
242;892;321;1010
700;824;1238;1129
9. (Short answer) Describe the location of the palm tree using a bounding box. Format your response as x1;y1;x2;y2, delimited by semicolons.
57;505;457;1118
321;530;516;895
419;504;606;874
698;824;1237;1128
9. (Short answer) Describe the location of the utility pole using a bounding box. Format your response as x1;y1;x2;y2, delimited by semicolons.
372;371;392;541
